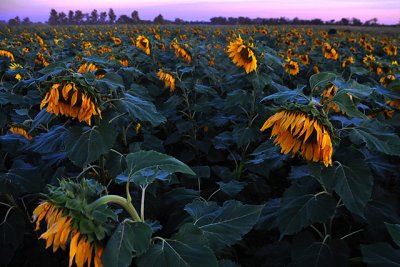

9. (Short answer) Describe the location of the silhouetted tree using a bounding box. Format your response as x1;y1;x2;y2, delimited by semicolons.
22;17;32;25
68;10;74;24
174;18;185;24
131;10;140;23
116;15;132;24
74;10;84;24
99;12;107;24
352;18;362;26
238;16;252;24
8;16;21;26
339;18;350;25
210;16;227;25
364;18;378;26
310;18;324;25
154;14;165;24
90;9;99;24
48;9;59;25
108;8;116;24
59;12;67;24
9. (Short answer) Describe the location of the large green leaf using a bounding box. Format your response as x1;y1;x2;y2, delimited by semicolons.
120;150;195;186
277;193;336;237
102;221;152;267
386;223;400;247
291;231;349;267
0;160;44;195
114;93;166;126
320;160;373;217
361;243;400;267
136;223;218;267
349;121;400;156
65;124;117;167
309;72;336;90
184;200;264;250
330;90;367;118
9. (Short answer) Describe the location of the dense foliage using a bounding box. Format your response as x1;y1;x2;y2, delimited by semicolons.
0;24;399;267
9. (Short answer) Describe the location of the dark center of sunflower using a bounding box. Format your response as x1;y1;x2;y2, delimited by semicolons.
239;47;253;63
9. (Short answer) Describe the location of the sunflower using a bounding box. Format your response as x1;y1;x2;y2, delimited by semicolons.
363;55;376;65
384;45;397;56
284;59;300;75
32;179;113;267
77;62;98;73
322;43;338;60
111;37;122;45
341;57;355;68
170;41;191;64
380;74;395;87
9;126;32;139
0;49;15;61
157;69;176;92
40;82;102;125
227;36;257;74
136;35;151;55
35;52;49;67
299;54;309;65
9;62;23;70
260;107;334;167
320;84;341;113
363;43;374;53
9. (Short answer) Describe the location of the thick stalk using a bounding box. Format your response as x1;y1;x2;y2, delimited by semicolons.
88;195;141;222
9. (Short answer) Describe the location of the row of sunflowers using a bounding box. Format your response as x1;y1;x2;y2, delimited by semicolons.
0;24;399;267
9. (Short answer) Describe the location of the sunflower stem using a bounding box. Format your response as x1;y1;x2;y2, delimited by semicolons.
88;195;141;222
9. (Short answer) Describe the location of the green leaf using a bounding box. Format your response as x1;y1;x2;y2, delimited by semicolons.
361;243;400;267
216;180;247;197
330;90;367;118
122;150;195;186
349;121;400;156
65;124;117;167
185;200;264;250
136;224;218;267
277;193;336;237
386;223;400;247
114;93;166;127
102;221;152;267
291;231;349;267
309;72;336;90
320;160;373;217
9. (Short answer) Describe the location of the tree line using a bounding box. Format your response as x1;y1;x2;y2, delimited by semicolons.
4;8;394;26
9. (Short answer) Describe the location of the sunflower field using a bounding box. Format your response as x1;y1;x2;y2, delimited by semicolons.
0;24;400;267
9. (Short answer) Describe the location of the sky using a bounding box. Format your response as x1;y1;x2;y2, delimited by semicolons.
0;0;399;24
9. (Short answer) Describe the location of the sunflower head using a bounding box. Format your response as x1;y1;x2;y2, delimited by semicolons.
322;43;338;60
157;69;176;92
33;179;116;267
136;35;151;55
299;54;309;65
260;104;336;167
9;125;32;139
170;40;192;64
341;56;355;68
284;59;300;75
40;77;102;125
384;45;397;56
227;36;257;74
380;74;395;87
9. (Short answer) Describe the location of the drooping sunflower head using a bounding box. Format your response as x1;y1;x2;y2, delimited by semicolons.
0;49;15;61
9;125;32;139
40;78;102;125
322;43;338;60
341;56;355;68
260;104;335;167
157;69;176;92
136;35;151;55
227;36;257;74
299;54;309;65
32;179;116;267
284;59;300;75
170;40;192;64
380;74;395;87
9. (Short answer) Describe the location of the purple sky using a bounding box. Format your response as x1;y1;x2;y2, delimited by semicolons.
0;0;399;24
